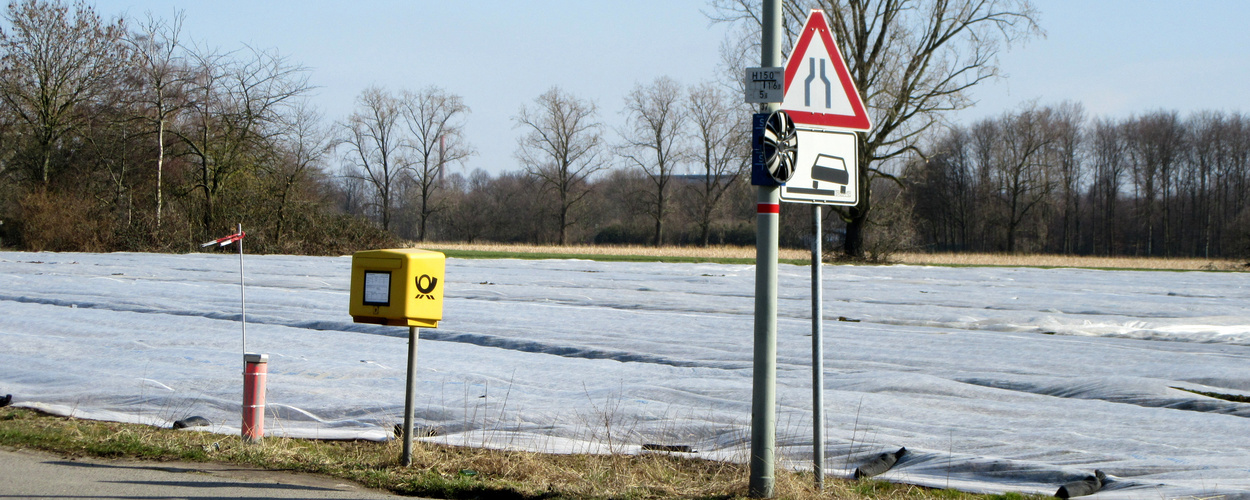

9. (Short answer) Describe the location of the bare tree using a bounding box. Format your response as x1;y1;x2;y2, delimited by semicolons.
710;0;1041;258
1214;113;1250;256
443;169;493;243
685;81;748;246
968;118;1000;250
400;86;473;241
1051;101;1084;253
126;10;188;229
444;169;550;243
175;44;310;235
79;76;144;227
514;86;605;245
1125;111;1185;255
1089;117;1126;255
992;106;1057;252
907;125;975;249
339;86;405;232
269;100;331;245
0;0;127;188
619;76;686;246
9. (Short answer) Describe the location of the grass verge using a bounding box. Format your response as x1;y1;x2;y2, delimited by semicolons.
0;407;1046;499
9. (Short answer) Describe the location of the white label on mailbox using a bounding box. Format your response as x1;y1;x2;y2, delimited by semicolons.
363;271;391;305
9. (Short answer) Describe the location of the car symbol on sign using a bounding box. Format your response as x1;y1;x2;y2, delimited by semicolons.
811;154;849;193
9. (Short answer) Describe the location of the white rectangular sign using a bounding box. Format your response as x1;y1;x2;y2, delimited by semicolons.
363;270;391;306
744;67;784;103
779;127;858;206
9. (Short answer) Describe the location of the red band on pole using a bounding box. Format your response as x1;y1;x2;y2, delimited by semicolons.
757;203;780;214
242;354;267;442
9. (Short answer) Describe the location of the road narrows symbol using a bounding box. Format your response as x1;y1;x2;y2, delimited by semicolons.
804;58;832;109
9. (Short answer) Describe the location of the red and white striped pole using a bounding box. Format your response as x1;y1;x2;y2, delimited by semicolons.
242;353;268;442
203;227;265;443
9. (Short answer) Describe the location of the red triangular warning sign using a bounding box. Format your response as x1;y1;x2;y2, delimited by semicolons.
781;10;871;131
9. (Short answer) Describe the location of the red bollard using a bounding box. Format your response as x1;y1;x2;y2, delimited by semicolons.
242;353;268;442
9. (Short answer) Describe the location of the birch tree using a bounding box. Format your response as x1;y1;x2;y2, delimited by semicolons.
126;10;188;228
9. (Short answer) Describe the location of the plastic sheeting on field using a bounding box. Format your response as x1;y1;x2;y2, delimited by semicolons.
2;251;1250;498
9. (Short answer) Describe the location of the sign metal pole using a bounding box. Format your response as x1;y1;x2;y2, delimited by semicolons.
811;206;825;489
763;8;873;492
237;223;247;355
750;0;782;497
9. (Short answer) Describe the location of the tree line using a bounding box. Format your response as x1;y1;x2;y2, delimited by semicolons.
0;1;395;254
908;104;1250;258
0;0;763;254
339;80;757;249
1;0;1246;260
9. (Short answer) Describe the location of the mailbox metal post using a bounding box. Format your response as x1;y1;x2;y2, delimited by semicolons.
402;326;419;466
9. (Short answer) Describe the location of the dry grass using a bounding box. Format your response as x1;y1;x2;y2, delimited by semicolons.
0;407;1041;499
419;242;1245;271
425;242;813;261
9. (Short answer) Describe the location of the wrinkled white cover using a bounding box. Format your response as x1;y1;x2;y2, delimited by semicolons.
2;251;1250;498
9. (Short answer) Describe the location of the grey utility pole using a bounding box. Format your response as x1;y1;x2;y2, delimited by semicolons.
750;0;782;497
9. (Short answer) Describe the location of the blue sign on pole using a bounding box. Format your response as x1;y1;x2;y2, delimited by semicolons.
750;113;779;186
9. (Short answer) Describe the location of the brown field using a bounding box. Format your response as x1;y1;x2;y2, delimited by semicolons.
421;242;1246;271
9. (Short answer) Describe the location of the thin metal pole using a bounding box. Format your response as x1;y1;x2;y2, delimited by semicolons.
750;0;782;497
751;186;780;498
812;205;825;489
402;326;419;466
238;223;246;355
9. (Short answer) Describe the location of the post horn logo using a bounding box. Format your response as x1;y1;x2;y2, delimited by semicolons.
415;274;438;298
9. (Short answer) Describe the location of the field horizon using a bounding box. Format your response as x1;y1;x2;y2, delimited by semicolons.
421;242;1247;271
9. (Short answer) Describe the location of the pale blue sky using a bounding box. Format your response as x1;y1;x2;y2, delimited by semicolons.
965;1;1250;121
80;1;1250;175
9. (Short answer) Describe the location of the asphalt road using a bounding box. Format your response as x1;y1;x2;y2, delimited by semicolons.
0;447;407;500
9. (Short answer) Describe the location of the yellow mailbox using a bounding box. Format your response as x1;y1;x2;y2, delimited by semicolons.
349;249;445;327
